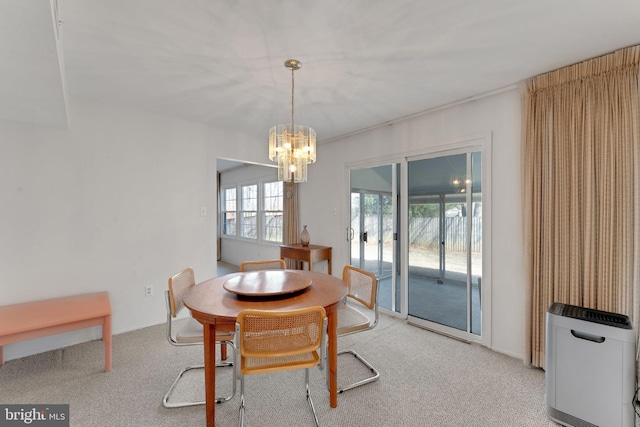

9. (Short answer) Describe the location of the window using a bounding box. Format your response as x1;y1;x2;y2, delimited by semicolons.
262;181;283;242
240;184;258;239
222;187;236;236
221;178;284;244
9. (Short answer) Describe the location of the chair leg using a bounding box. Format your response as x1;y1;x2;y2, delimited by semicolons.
327;349;380;394
163;341;237;408
239;374;246;427
238;369;320;427
217;341;234;367
163;365;206;408
305;369;320;427
215;341;236;403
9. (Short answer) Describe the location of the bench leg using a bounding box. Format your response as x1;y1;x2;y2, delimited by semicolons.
103;315;112;372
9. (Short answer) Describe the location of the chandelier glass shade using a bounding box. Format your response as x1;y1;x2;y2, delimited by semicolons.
268;59;316;183
268;124;316;182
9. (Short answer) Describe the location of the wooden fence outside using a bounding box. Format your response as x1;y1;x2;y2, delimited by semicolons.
356;215;482;253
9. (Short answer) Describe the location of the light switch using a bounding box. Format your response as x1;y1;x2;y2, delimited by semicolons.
200;206;208;216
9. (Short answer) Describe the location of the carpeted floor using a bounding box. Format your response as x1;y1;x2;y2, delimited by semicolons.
0;313;560;426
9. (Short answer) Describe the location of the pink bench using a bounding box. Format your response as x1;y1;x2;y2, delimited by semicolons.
0;292;112;372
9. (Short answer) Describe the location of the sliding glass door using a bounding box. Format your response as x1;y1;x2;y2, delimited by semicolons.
350;164;400;313
347;143;486;339
407;151;482;335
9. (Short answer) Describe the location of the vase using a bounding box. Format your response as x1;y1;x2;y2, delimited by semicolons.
300;225;310;246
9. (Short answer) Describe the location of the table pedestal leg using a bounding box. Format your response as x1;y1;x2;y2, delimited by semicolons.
328;310;338;408
204;323;217;427
221;341;227;360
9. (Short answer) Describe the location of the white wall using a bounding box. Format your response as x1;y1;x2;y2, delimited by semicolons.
300;89;525;358
0;96;263;361
1;88;526;362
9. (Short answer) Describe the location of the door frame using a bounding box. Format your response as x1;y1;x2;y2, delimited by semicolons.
344;132;492;347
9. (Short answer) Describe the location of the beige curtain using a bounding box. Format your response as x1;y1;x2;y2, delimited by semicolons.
522;46;640;369
283;181;299;268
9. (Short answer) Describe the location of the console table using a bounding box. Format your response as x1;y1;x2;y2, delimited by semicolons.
280;244;332;275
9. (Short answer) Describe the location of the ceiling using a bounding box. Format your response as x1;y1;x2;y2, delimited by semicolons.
2;0;640;144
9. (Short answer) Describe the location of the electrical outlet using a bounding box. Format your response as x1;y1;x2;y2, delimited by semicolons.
145;285;153;297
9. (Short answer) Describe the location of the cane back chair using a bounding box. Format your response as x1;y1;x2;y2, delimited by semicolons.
235;307;327;426
239;259;286;272
163;267;236;407
335;265;380;393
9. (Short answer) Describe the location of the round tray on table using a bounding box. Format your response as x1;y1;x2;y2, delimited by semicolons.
223;270;312;297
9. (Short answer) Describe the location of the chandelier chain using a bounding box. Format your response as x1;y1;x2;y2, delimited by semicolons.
291;66;295;132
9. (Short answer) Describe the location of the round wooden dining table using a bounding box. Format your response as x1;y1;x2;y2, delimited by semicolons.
183;269;348;427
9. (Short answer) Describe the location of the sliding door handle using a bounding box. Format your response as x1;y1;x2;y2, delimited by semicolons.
346;227;354;241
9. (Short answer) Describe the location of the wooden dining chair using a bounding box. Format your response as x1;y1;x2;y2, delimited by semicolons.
163;267;236;407
334;265;380;393
239;259;286;272
235;307;327;427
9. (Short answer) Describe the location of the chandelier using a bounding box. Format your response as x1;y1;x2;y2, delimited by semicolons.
268;59;316;183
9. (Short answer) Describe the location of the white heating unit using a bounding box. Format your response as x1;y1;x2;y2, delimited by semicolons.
546;302;636;427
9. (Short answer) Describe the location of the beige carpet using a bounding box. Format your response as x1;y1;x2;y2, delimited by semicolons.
0;314;558;426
